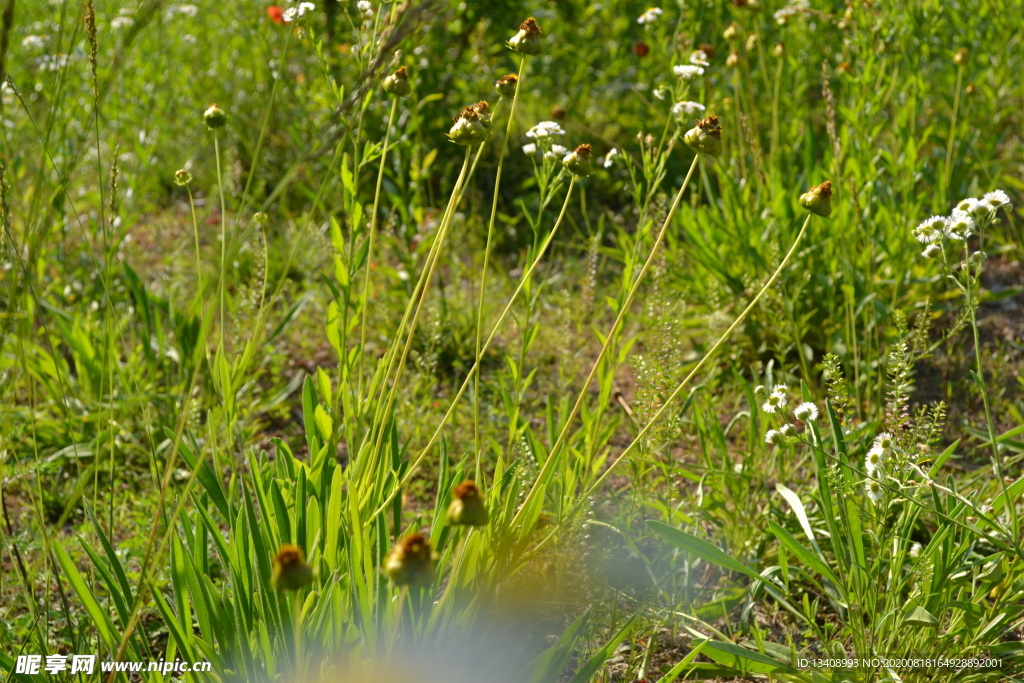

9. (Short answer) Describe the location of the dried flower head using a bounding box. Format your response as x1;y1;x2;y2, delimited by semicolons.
507;17;543;55
799;180;833;218
446;480;489;526
495;73;518;98
383;533;436;586
447;104;490;146
203;104;227;130
383;66;411;97
683;115;723;156
272;544;314;591
562;144;593;177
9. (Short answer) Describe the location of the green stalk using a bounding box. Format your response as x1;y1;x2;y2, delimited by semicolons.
942;62;964;200
214;131;228;345
357;96;401;397
510;153;701;528
474;56;527;480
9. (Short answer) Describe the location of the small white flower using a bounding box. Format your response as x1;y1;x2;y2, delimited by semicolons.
673;64;704;81
981;190;1011;211
765;429;783;445
22;35;46;49
762;387;787;414
637;7;663;25
357;0;372;11
550;143;568;156
912;215;945;244
921;244;941;259
525;121;565;139
944;210;974;240
794;402;818;422
602;147;619;168
689;50;709;66
865;446;884;475
652;85;671;101
909;542;922;558
170;3;199;17
865;477;883;502
282;7;298;21
111;16;134;29
779;423;795;437
672;101;706;119
873;432;894;452
522;143;537;156
954;197;978;214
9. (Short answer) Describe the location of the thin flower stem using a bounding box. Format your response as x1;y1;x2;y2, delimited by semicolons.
510;153;701;529
370;177;578;515
358;96;401;397
942;63;964;200
186;185;206;353
214;132;228;344
474;56;527;480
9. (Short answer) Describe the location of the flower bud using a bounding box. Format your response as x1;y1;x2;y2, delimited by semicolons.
773;42;785;58
954;47;968;66
446;480;489;526
726;52;740;68
745;32;757;51
203;103;227;130
683;115;723;156
921;244;941;259
253;211;269;226
799;180;833;218
494;73;518;99
272;544;314;591
507;17;543;55
383;66;411;97
447;105;490;146
562;144;593;177
383;533;436;586
723;22;738;42
174;169;192;186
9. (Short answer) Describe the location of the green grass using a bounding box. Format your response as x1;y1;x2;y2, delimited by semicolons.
1;0;1023;681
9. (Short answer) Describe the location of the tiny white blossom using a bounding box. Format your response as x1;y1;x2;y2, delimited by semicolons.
357;0;372;11
981;190;1011;211
944;210;974;240
909;542;922;558
765;429;783;445
873;432;894;452
921;244;941;259
794;402;818;422
865;446;884;475
673;64;704;81
22;35;46;49
637;7;663;25
689;50;709;66
525;121;565;139
672;101;705;119
168;3;199;17
865;477;883;502
111;16;134;29
779;423;795;437
762;387;787;414
550;143;568;156
602;147;619;168
912;215;945;244
652;85;670;101
954;197;978;214
522;143;537;156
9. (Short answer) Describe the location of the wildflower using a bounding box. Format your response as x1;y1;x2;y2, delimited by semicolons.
282;2;315;23
271;544;314;591
765;429;783;445
981;190;1011;211
779;423;795;437
726;52;740;68
495;73;518;99
203;104;227;130
865;446;884;475
912;215;945;243
773;42;785;58
447;104;490;146
174;169;192;186
909;542;923;558
723;23;738;41
683;115;723;156
653;85;671;101
672;101;705;120
522;143;538;156
357;0;373;19
944;210;974;240
954;47;968;66
954;197;979;215
168;4;199;17
753;385;767;398
689;49;709;66
545;144;568;160
507;17;543;55
799;181;833;218
794;402;818;422
525;121;565;139
637;7;663;24
22;35;46;49
634;41;650;57
446;480;489;526
563;144;593;177
111;16;134;29
864;477;883;502
383;533;436;586
762;385;787;413
601;147;619;168
745;33;757;51
673;64;704;81
383;66;411;97
921;244;941;259
873;432;894;452
267;6;285;23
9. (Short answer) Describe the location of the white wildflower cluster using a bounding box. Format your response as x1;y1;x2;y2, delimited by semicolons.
913;190;1011;260
111;16;134;29
637;7;663;25
356;0;373;24
758;384;788;414
671;101;705;121
22;35;46;49
863;432;894;503
673;64;704;81
774;0;810;24
283;1;316;23
525;121;565;139
689;50;709;67
523;121;570;162
166;4;199;19
759;387;820;446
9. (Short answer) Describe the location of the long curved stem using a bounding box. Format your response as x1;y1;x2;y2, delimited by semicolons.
474;56;528;479
358;96;401;396
510;153;701;528
214;132;228;344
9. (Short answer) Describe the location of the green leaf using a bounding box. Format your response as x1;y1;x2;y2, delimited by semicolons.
647;521;761;582
702;639;798;675
904;605;939;627
53;542;118;649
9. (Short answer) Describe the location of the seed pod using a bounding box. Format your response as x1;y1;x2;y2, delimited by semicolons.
447;105;490;146
383;66;411;97
494;73;518;99
507;17;543;55
272;544;314;591
683;115;723;156
799;180;833;218
446;480;489;526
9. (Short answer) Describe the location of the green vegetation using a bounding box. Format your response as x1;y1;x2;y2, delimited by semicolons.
1;0;1022;681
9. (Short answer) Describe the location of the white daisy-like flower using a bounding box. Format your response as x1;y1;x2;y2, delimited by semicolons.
981;190;1011;211
865;478;883;502
602;147;619;168
873;432;894;452
944;210;974;240
637;7;663;25
522;143;537;156
909;542;922;558
673;64;705;81
765;429;783;445
954;197;979;214
921;244;941;259
689;49;710;66
671;101;706;119
794;402;818;422
357;0;372;11
753;385;767;397
779;423;795;437
865;446;884;475
762;387;787;414
282;7;298;21
912;216;945;244
544;144;568;161
22;35;45;49
525;121;566;139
